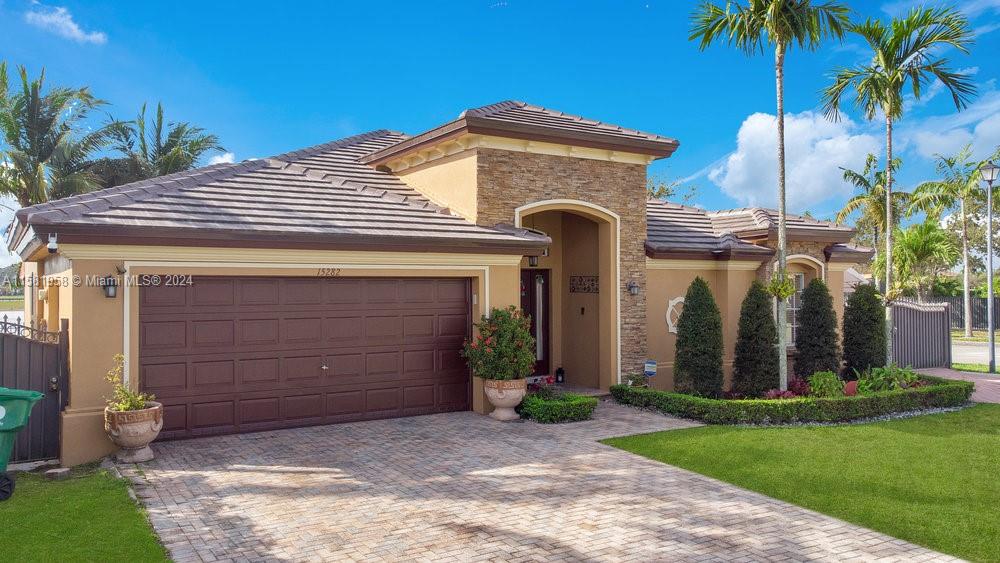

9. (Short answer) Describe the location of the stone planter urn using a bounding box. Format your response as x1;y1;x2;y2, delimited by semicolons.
104;402;163;463
483;378;527;421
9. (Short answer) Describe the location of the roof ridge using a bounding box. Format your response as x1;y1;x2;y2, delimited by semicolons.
269;129;405;162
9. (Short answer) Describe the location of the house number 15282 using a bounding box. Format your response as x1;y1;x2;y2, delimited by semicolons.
316;268;342;277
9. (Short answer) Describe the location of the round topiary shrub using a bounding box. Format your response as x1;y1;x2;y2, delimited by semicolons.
733;281;779;397
842;284;886;379
794;278;840;378
674;277;723;397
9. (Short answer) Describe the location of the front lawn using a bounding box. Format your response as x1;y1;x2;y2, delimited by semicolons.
0;467;167;562
952;362;993;374
604;404;1000;562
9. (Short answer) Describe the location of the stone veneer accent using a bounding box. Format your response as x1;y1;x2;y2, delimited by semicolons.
475;148;648;374
755;239;830;281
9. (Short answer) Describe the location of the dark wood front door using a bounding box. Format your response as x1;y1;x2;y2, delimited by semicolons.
139;276;471;440
520;269;550;376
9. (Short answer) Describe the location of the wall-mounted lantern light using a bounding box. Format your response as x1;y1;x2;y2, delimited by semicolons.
626;280;640;295
101;275;118;298
528;256;539;267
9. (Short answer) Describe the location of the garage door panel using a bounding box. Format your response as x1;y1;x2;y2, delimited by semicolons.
141;276;470;439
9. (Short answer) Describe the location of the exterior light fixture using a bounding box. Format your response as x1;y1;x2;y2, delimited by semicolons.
627;280;640;295
101;275;118;298
528;256;539;267
981;161;999;373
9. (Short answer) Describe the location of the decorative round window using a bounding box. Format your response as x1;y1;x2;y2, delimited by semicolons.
666;296;684;334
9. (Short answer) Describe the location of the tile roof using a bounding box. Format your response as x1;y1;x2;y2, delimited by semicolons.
361;100;679;164
645;200;774;260
14;130;549;252
707;207;854;240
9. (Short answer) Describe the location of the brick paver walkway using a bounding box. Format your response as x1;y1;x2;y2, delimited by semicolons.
120;402;957;562
919;367;1000;403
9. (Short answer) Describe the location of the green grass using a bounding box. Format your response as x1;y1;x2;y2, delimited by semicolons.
952;363;994;374
604;405;1000;562
0;298;23;311
0;467;167;562
952;330;995;343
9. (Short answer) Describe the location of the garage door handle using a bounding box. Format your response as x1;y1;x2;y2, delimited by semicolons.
321;365;329;371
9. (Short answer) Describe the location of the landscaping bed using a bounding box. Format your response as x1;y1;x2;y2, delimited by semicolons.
610;375;973;425
520;389;598;423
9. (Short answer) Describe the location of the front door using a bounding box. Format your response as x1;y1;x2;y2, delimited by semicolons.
520;269;550;376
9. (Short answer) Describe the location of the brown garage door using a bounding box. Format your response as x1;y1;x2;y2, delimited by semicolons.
139;276;471;439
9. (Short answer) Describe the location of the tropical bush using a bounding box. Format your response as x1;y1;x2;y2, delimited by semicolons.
842;284;886;378
808;371;844;398
732;281;779;397
794;279;840;377
105;354;155;412
520;390;598;423
856;365;920;395
674;277;723;397
610;375;972;425
462;305;535;380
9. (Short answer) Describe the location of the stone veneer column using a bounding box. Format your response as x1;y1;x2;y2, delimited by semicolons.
474;148;649;376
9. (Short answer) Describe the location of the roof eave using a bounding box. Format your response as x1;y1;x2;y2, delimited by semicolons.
24;223;551;257
644;242;774;261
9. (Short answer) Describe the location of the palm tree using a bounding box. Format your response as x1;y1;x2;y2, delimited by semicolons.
690;0;849;390
105;102;225;182
874;221;959;302
909;145;1000;337
821;6;976;364
835;153;909;258
0;62;108;206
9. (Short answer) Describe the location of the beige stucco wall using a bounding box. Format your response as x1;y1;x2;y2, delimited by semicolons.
394;151;478;221
43;245;524;466
560;212;600;388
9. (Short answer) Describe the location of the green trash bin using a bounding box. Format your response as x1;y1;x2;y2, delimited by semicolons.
0;387;45;501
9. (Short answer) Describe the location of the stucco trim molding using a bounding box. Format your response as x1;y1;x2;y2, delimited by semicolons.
666;296;684;334
513;199;623;385
384;134;655;172
646;258;761;271
780;254;827;281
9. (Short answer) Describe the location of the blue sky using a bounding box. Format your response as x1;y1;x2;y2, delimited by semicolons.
2;0;999;264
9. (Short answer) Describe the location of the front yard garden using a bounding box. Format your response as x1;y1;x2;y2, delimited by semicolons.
0;466;167;562
604;404;1000;562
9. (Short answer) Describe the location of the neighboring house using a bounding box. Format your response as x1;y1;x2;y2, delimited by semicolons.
6;101;870;465
843;267;872;295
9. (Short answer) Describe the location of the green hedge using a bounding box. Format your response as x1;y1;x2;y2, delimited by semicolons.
521;392;598;423
609;376;973;425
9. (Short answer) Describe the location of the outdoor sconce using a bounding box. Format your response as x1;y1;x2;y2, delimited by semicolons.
627;280;640;295
528;256;539;267
101;276;118;298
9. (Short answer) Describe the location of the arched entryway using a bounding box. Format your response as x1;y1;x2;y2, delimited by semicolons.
515;200;620;390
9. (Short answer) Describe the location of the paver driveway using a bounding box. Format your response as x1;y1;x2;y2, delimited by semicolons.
121;402;956;562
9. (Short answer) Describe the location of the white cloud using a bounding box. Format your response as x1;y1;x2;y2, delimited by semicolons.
708;111;880;211
208;152;235;165
24;5;106;45
905;90;1000;160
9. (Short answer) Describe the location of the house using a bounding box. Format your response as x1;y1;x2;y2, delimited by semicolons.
7;101;870;465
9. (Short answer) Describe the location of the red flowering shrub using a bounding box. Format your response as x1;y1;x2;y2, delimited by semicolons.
462;305;536;380
788;377;810;396
763;389;799;400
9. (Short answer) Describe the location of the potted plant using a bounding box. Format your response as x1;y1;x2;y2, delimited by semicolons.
462;305;536;421
103;354;163;463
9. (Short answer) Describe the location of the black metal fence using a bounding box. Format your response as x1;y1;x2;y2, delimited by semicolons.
891;301;951;369
940;296;1000;330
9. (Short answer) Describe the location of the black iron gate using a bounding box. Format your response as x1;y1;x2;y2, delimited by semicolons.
0;317;68;463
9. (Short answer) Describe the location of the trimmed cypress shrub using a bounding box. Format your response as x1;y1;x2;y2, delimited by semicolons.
794;278;841;377
674;277;723;397
842;284;886;379
732;281;779;397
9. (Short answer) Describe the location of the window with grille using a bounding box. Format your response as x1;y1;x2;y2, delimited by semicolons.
786;272;806;346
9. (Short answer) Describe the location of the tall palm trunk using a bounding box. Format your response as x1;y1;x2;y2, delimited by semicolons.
884;112;894;365
775;43;789;390
961;198;972;337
